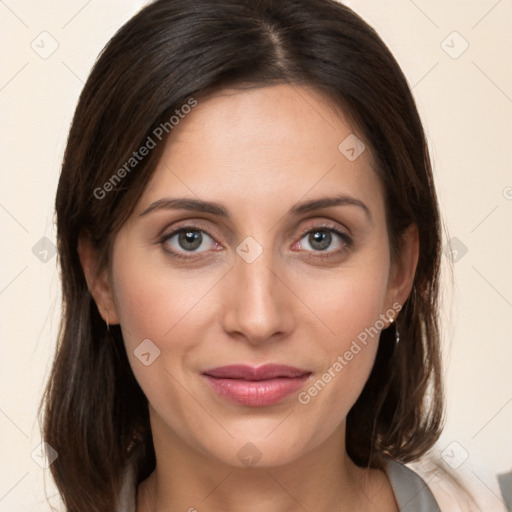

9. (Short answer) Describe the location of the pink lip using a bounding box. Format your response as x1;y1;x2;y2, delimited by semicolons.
202;364;312;406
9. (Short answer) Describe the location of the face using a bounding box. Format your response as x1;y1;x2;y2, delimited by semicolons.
94;84;413;468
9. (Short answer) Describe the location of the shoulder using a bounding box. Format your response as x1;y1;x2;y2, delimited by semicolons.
405;458;509;512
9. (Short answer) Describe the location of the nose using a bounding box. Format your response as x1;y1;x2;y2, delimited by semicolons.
221;249;294;346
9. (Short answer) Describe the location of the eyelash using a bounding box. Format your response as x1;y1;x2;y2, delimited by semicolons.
158;222;353;261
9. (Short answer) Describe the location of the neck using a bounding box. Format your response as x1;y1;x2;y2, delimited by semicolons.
136;411;392;512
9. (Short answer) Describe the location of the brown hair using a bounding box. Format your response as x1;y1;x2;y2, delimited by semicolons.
42;0;445;510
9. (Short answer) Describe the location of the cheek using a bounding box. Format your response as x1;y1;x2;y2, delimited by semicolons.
110;252;225;404
112;258;217;350
296;250;390;342
110;263;206;417
295;294;384;437
293;250;390;414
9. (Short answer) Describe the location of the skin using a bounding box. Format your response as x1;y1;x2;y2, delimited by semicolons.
79;84;419;511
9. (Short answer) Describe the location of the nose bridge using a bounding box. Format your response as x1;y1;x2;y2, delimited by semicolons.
238;249;275;303
222;239;291;343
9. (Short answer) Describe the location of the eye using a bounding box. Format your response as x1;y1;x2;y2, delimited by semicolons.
295;225;352;256
159;223;352;261
160;227;220;258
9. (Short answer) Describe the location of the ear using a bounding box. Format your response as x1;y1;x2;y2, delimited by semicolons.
384;223;419;318
78;231;120;325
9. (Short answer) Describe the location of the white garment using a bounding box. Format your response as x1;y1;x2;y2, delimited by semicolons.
118;457;441;511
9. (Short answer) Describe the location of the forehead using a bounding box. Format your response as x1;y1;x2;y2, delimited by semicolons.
136;84;384;221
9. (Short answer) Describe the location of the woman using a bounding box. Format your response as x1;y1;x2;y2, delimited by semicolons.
43;0;451;510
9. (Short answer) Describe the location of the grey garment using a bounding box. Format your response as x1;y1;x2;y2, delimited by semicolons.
498;470;512;511
384;458;441;511
117;458;441;512
118;462;136;512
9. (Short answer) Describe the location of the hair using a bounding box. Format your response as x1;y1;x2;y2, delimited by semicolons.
42;0;447;510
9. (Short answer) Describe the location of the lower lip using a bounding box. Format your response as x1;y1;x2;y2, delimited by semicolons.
203;374;311;406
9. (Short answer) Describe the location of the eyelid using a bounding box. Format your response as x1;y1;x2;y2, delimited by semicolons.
157;218;223;246
296;219;351;240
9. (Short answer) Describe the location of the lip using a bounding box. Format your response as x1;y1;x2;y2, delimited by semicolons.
202;364;312;406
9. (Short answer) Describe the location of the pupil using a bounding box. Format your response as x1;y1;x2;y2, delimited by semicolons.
310;230;331;251
179;230;202;250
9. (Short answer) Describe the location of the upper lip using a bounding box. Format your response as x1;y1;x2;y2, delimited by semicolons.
202;364;311;381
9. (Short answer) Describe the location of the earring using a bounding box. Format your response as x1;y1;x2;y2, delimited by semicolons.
388;317;400;344
105;311;110;331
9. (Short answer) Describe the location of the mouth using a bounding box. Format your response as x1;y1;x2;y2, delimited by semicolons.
201;364;312;406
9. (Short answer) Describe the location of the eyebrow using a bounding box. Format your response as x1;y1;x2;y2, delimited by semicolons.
140;194;372;222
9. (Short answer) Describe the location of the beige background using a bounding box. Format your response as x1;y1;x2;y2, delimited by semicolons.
0;0;511;510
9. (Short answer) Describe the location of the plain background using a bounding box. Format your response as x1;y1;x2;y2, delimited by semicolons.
0;0;511;510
